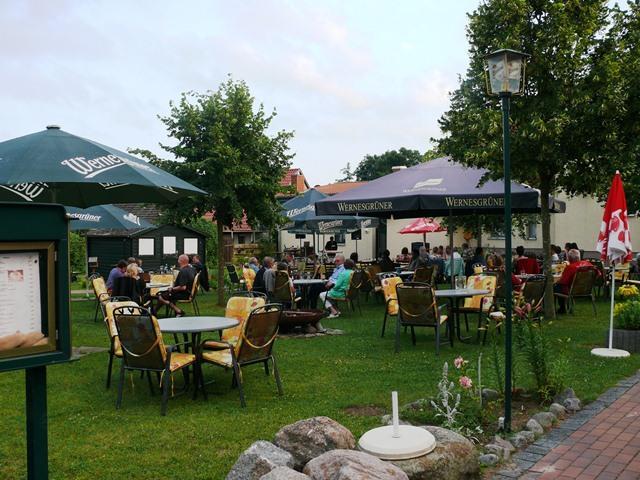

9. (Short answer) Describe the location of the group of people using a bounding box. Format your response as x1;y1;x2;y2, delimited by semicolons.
247;253;355;320
105;253;206;317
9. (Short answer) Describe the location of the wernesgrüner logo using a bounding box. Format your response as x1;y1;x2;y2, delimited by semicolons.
69;213;101;222
61;154;155;179
122;213;141;225
286;204;314;218
0;182;48;201
318;220;344;232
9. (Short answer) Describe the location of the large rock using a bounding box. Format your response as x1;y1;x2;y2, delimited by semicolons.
260;467;310;479
549;403;567;419
481;388;500;403
228;441;295;480
484;444;508;460
479;454;499;467
553;388;576;404
511;430;535;448
531;412;556;429
303;450;408;479
391;426;479;480
273;417;356;471
564;397;582;412
492;436;515;458
526;419;544;437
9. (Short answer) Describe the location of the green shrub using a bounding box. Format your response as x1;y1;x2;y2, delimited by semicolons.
614;300;640;330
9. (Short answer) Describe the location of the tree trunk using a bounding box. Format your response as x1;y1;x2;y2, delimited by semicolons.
540;180;556;320
217;220;225;307
477;216;483;249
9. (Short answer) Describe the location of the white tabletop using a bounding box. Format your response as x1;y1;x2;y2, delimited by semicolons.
146;283;172;289
158;316;238;333
293;279;327;285
435;288;490;298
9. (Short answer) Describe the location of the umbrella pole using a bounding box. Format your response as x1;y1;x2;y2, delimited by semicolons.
609;263;615;349
423;232;426;246
449;212;454;289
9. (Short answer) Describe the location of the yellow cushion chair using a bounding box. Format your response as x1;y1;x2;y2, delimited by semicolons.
200;304;283;407
243;268;256;291
203;296;266;351
380;275;403;337
456;274;497;342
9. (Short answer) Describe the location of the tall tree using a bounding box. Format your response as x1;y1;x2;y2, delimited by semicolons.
354;148;424;181
336;162;355;182
436;0;613;317
140;77;294;305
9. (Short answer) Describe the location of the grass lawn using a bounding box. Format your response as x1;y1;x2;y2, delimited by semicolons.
1;291;639;479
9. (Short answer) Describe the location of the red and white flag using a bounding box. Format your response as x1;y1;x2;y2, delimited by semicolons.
596;171;633;264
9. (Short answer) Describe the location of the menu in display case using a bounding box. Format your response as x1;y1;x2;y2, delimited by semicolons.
0;243;56;359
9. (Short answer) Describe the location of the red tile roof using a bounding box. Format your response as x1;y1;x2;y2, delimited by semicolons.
314;182;368;195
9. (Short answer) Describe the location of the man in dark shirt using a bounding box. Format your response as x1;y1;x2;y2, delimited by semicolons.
157;254;195;316
190;254;210;291
252;256;273;296
325;236;338;251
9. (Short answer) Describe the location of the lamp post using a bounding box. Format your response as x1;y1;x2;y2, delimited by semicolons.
485;49;529;432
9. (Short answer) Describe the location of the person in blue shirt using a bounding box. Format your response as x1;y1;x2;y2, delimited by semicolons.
308;254;345;309
106;260;127;291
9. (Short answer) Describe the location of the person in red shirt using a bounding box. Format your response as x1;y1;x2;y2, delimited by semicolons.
554;249;598;313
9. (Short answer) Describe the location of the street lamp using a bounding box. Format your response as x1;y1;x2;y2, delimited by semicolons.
485;48;529;433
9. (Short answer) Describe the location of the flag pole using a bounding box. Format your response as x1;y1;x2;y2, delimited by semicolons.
591;256;630;357
609;262;615;350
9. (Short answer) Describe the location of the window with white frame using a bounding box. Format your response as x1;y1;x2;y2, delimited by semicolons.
526;222;538;240
184;238;198;254
162;236;177;255
138;238;154;256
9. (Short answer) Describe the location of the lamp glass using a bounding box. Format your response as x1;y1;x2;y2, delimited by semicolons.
486;50;526;95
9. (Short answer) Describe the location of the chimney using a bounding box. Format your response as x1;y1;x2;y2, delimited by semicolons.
391;166;407;172
296;173;306;192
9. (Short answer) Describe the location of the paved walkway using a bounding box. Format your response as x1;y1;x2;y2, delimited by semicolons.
494;371;640;479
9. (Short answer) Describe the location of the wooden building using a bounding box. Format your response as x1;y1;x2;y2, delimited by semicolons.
87;224;207;278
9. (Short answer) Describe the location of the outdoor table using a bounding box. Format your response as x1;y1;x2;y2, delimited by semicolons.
293;278;327;308
435;288;490;344
398;271;414;280
158;316;239;397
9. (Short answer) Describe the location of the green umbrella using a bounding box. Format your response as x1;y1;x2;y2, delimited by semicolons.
66;204;155;231
0;125;206;207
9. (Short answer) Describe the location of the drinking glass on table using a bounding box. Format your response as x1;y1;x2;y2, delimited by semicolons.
455;276;466;290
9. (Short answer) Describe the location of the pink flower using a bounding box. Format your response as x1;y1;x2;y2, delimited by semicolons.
454;356;465;369
459;376;473;389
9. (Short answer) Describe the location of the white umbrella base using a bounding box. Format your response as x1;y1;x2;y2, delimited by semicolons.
358;425;436;460
591;347;630;358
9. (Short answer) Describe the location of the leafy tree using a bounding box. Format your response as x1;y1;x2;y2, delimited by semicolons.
354;148;424;181
137;77;294;305
436;0;613;317
69;231;86;280
336;162;355;182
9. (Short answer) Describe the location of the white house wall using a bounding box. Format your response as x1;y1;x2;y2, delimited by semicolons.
278;228;376;260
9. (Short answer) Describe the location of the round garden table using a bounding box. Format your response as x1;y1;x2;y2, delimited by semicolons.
435;288;490;344
157;316;239;398
293;278;327;308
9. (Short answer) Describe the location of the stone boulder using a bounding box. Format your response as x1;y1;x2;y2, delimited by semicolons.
526;419;544;438
531;412;556;429
260;467;310;479
553;388;576;404
549;403;567;419
511;430;535;448
391;426;479;480
303;450;408;480
273;417;356;471
479;454;499;467
564;397;582;412
481;388;500;403
227;441;294;480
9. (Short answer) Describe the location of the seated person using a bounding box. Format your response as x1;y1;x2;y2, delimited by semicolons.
319;259;355;318
406;249;427;271
554;249;599;313
466;247;487;276
252;256;274;296
113;263;147;304
190;254;210;291
275;261;297;303
309;254;345;308
135;258;145;273
396;247;411;263
157;254;195;317
106;259;127;292
378;249;395;272
247;256;260;273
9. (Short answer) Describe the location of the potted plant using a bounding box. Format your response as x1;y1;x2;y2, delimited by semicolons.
611;298;640;353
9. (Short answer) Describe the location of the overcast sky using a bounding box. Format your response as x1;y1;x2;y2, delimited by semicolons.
2;1;478;185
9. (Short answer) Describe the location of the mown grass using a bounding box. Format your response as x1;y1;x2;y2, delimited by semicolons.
1;292;638;479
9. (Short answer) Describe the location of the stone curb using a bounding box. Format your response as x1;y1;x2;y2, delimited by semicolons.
492;370;640;479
